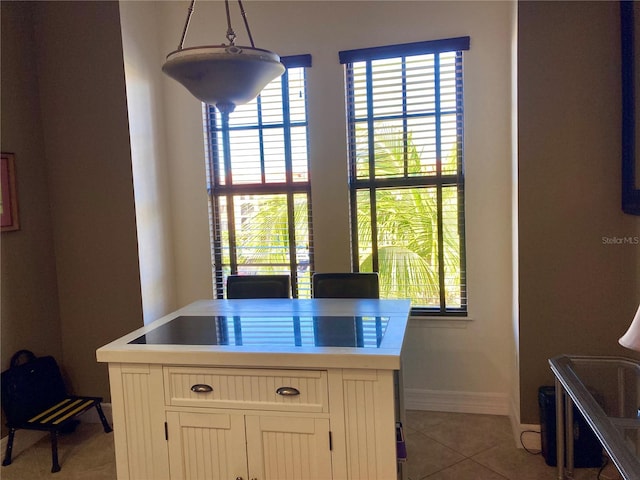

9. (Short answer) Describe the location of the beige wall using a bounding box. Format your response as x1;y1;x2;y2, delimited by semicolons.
0;1;144;402
120;1;177;324
518;1;640;423
0;4;63;434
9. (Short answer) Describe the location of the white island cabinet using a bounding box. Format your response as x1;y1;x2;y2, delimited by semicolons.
96;298;410;480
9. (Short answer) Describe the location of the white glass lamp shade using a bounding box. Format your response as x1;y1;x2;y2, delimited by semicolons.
162;45;285;113
619;304;640;351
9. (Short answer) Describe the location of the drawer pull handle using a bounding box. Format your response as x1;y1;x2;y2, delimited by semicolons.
190;384;213;393
276;386;300;396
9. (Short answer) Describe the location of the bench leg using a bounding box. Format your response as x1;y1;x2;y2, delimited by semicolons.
50;430;61;473
2;428;15;466
95;403;112;433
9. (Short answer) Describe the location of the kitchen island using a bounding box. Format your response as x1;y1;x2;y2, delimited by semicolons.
97;298;410;480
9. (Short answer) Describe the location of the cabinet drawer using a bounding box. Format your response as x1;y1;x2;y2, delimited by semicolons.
164;367;329;413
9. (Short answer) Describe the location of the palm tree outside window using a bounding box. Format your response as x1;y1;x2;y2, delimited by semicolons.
204;55;313;299
340;38;470;315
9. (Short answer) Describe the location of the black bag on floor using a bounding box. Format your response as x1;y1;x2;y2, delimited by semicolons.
1;350;67;425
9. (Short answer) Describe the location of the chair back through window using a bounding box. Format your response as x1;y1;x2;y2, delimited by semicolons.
226;275;291;299
312;272;379;299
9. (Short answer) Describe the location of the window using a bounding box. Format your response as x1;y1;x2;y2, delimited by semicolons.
205;55;313;299
340;37;469;315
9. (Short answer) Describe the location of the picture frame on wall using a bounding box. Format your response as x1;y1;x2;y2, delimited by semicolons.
1;152;20;232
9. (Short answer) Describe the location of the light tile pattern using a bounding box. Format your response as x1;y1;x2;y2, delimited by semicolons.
0;410;625;480
405;410;622;480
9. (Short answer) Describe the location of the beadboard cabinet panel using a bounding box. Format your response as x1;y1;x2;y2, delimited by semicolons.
246;415;332;480
166;411;246;480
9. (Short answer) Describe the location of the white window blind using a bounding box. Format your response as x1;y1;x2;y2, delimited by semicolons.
340;38;469;315
205;55;313;298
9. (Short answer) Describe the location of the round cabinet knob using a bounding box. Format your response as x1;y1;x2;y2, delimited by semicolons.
190;384;213;393
276;386;300;396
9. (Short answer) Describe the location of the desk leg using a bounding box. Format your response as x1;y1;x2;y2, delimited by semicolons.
555;378;565;480
564;389;574;478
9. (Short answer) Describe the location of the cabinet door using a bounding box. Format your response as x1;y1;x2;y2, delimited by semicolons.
245;415;332;480
111;364;169;480
166;411;247;480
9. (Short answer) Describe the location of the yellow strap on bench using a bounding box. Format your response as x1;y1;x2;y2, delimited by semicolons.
27;399;73;423
27;397;94;425
52;400;94;425
38;399;84;424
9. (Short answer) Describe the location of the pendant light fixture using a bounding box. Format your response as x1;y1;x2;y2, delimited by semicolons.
162;0;285;114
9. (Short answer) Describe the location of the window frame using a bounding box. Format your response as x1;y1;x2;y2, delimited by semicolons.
340;37;469;316
205;55;314;299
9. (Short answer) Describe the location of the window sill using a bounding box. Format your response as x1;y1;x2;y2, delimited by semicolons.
408;315;473;329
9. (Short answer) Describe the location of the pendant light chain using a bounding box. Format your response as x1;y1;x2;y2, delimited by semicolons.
224;0;237;45
177;0;257;49
177;0;196;50
237;0;256;48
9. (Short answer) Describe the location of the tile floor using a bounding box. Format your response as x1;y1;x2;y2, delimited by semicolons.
404;410;621;480
0;410;624;480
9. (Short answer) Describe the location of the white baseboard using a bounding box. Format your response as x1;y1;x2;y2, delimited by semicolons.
404;388;543;451
404;388;511;416
0;403;113;457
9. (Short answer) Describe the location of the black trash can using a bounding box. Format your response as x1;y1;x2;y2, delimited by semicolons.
538;386;602;468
